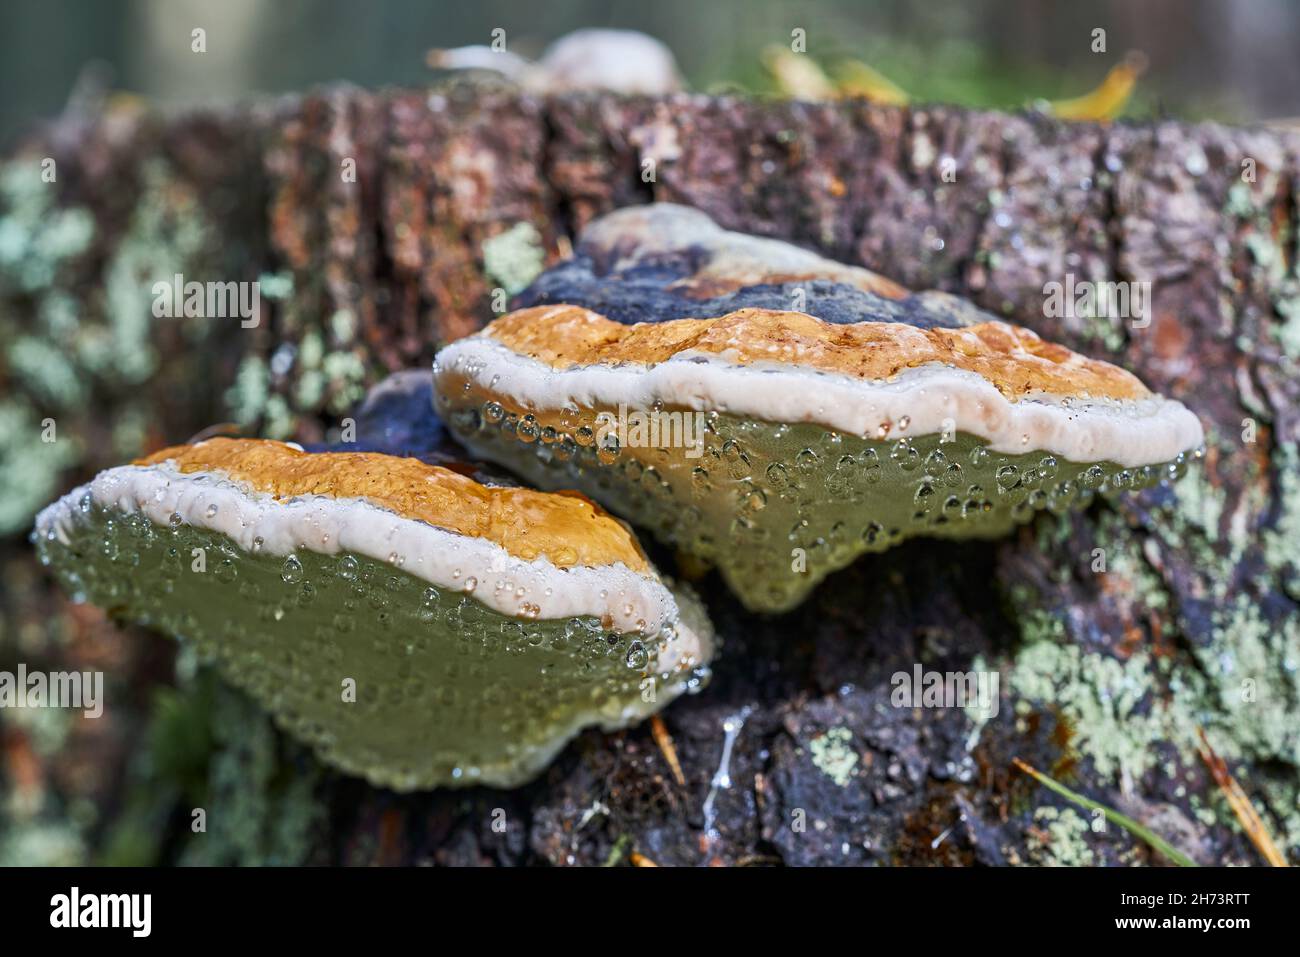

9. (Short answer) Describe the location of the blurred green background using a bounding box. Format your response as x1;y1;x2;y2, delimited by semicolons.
4;0;1299;147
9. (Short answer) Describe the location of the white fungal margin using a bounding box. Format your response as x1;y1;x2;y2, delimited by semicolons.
34;462;710;671
436;337;1205;469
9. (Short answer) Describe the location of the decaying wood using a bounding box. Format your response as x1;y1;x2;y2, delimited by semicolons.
3;83;1299;866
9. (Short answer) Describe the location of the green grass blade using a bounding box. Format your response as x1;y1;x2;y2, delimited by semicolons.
1014;758;1196;867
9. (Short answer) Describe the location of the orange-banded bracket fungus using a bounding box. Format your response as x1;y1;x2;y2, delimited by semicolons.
32;372;713;790
434;204;1205;613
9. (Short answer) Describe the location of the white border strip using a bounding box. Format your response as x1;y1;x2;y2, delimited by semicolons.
436;336;1204;468
34;462;708;668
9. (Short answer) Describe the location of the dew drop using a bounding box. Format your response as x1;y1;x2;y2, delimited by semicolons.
281;554;304;584
892;441;920;471
996;464;1021;493
795;448;820;473
625;641;649;670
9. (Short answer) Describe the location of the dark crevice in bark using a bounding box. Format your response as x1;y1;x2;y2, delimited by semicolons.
1095;127;1134;352
1281;168;1299;281
539;104;580;248
957;112;1013;303
368;99;399;358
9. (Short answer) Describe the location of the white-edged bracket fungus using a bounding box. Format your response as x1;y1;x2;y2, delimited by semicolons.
33;433;713;790
434;204;1205;613
427;28;682;95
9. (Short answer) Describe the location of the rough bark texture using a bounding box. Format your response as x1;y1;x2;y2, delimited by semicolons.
3;83;1300;866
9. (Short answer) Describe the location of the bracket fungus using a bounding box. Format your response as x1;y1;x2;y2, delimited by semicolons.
427;28;682;95
434;204;1205;613
33;374;713;790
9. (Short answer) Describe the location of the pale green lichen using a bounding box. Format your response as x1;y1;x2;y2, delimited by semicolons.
1276;304;1300;362
329;308;357;345
93;667;315;866
228;262;376;436
100;160;216;384
293;331;328;409
1256;775;1300;856
262;394;297;440
1224;176;1300;360
227;354;270;426
1096;512;1174;609
0;401;80;535
1006;489;1300;853
0;162;95;295
36;289;81;340
294;370;326;410
0;699;87;865
1194;593;1300;766
0;163;95;534
179;681;324;866
809;726;859;786
1027;806;1098;867
299;329;325;369
1010;622;1179;781
1073;297;1128;353
8;336;86;408
1224;181;1258;221
320;350;367;414
258;270;294;301
482;221;545;296
2;698;75;758
963;653;1000;731
1009;593;1300;776
1164;450;1224;545
0;823;86;867
1264;444;1300;599
111;406;152;462
0;155;227;537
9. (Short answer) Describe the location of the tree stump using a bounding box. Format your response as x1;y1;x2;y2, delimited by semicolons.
2;84;1299;866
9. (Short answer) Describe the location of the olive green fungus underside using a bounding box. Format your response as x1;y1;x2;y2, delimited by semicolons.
36;505;706;790
443;396;1192;613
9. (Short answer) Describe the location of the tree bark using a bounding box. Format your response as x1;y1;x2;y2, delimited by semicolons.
3;84;1299;866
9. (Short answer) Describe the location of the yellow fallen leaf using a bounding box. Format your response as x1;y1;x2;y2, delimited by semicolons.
1045;50;1148;121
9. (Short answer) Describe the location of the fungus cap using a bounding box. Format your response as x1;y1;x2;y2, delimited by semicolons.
435;204;1204;613
429;28;681;95
517;201;990;328
34;429;712;790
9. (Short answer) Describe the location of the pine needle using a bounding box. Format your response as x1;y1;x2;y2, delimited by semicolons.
1196;728;1289;867
651;714;686;787
1013;757;1196;867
